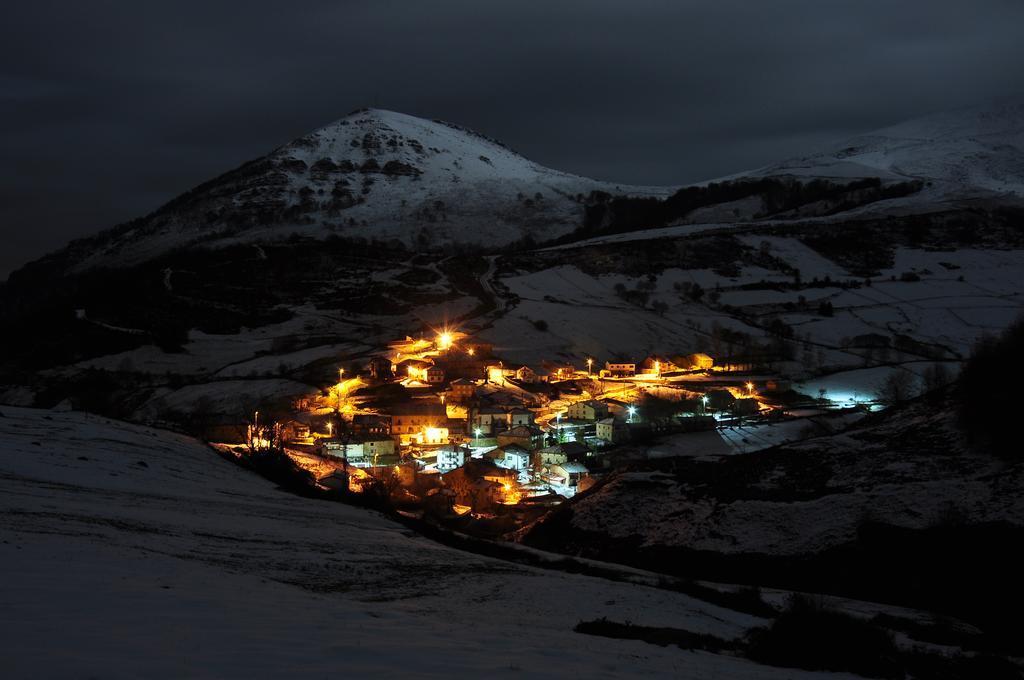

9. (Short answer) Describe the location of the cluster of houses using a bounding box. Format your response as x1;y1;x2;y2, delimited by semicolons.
284;330;763;514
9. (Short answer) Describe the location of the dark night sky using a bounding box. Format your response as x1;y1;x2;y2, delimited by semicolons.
2;1;1023;278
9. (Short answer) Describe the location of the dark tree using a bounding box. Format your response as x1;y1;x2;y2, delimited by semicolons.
958;318;1024;459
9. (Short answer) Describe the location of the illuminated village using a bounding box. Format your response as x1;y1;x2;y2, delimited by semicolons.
227;326;827;531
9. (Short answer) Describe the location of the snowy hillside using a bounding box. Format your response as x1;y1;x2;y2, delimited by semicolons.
65;108;669;272
748;99;1024;198
522;395;1024;558
0;405;855;679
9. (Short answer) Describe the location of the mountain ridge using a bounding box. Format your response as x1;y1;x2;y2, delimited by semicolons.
45;108;671;275
9;100;1024;281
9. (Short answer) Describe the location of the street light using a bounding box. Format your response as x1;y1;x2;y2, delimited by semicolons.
586;357;593;376
474;427;482;443
627;405;637;422
327;421;333;436
746;381;754;396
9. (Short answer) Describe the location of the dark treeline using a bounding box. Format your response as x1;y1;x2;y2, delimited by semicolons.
958;316;1024;460
558;177;923;243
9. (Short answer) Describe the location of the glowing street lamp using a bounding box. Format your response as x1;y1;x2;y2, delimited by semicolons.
701;395;709;413
327;421;333;436
586;357;593;376
627;405;637;422
474;427;482;443
746;381;755;396
438;332;453;351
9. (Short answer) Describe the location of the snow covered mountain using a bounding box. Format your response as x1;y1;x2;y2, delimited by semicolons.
63;108;669;272
4;100;1024;420
746;98;1024;199
24;101;1024;277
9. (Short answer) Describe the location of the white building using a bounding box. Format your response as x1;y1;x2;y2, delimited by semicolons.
437;445;468;473
604;361;636;377
471;406;508;435
495;444;531;472
549;461;589;492
322;436;396;464
596;418;617;442
538;446;568;466
508;407;535;428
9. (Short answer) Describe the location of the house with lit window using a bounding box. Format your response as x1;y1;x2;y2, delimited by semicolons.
549;461;590;492
512;365;535;383
352;414;391;435
390;402;448;445
604;361;636;377
640;356;678;375
448;378;477;401
596;417;628;443
496;424;545;451
538;446;568;466
508;407;535;428
396;359;432;381
470;406;508;435
567;400;610;421
321;435;396;463
681;353;714;370
436;445;469;473
492;444;531;470
542;361;576;382
357;435;397;460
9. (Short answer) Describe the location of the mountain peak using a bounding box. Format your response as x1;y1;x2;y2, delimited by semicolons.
58;109;668;272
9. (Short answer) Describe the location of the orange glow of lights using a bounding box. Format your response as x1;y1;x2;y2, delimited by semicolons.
500;482;522;505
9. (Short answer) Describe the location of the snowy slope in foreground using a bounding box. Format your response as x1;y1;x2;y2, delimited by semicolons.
749;99;1024;197
69;108;670;271
0;406;847;679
